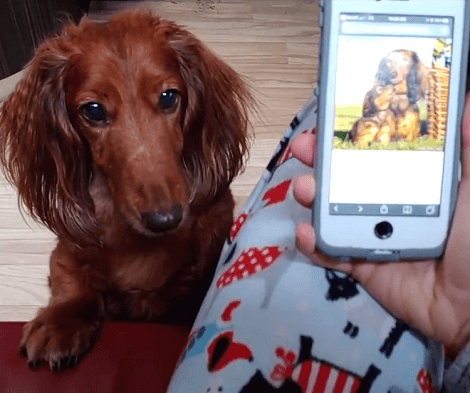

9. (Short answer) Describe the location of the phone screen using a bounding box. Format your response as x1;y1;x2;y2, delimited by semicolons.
329;13;453;217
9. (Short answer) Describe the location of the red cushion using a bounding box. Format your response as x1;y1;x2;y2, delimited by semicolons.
0;322;190;393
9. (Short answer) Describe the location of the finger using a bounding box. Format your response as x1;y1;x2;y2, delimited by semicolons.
290;134;315;167
446;94;470;250
295;223;315;255
460;93;470;178
462;93;470;148
293;175;315;208
432;94;470;348
295;223;353;274
295;223;398;296
443;94;470;289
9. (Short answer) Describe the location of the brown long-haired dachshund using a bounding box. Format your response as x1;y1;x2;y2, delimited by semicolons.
376;49;428;142
0;10;252;369
349;84;397;147
349;49;428;147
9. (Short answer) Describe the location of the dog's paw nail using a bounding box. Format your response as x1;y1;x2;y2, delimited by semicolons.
65;356;78;367
28;360;38;369
52;359;62;371
19;346;27;357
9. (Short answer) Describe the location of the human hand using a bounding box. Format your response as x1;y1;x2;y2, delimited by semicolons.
291;97;470;356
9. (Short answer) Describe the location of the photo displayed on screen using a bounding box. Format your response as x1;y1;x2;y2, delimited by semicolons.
329;14;453;217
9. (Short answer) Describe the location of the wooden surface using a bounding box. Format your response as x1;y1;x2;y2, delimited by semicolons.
0;0;319;321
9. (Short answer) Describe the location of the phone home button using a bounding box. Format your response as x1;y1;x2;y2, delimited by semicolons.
374;221;393;239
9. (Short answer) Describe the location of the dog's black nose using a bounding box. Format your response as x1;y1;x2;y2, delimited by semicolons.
142;205;183;233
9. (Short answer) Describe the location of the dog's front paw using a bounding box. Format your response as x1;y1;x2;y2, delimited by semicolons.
20;306;101;370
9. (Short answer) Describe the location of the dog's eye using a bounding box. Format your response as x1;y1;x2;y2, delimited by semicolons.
159;89;178;111
81;102;108;124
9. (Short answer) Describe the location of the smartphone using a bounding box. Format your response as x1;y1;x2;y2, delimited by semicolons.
314;0;470;261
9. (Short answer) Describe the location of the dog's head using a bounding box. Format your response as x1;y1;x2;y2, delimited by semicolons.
0;10;252;243
375;49;429;104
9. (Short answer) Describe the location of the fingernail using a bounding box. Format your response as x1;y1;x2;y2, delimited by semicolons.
296;224;316;254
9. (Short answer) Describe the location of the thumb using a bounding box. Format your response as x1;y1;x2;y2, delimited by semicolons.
443;93;470;289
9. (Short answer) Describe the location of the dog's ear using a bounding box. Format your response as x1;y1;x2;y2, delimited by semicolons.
363;89;377;117
375;57;395;87
168;26;253;203
0;25;98;244
406;51;423;105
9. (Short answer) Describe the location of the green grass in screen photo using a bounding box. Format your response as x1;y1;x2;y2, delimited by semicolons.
333;102;444;150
